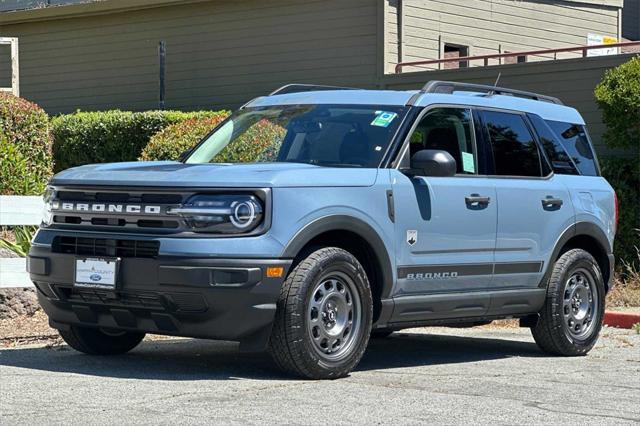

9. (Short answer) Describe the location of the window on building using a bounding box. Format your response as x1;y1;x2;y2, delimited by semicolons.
481;111;543;177
409;108;476;174
545;120;599;176
504;52;527;64
444;43;469;69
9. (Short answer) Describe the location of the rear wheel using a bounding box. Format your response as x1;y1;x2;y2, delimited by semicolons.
59;325;145;355
531;249;604;356
269;247;373;379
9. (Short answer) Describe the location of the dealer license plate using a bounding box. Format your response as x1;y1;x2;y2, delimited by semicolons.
74;257;119;289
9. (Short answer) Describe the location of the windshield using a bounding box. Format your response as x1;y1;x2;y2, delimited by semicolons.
185;104;407;168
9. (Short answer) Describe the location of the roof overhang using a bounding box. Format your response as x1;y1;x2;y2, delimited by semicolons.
563;0;623;8
0;0;210;25
0;0;625;25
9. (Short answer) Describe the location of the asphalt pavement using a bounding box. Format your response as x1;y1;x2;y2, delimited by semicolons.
1;326;639;424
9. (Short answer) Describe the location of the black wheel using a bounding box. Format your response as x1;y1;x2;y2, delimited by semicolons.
268;247;373;379
531;249;605;356
59;325;145;355
370;329;394;338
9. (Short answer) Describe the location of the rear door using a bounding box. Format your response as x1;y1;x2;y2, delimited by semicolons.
477;110;575;290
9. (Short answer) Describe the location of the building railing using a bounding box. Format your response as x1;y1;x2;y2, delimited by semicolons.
395;41;640;74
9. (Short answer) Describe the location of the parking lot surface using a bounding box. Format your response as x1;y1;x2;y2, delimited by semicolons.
1;326;639;424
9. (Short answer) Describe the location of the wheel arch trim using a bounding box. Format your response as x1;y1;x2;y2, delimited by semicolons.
281;215;394;299
540;221;613;289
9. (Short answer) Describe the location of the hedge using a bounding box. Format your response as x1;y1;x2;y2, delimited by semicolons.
594;56;640;150
140;114;229;161
140;116;286;163
0;93;53;195
594;57;640;271
600;157;640;270
51;110;227;172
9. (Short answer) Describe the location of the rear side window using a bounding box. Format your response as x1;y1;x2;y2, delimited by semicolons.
481;111;542;177
545;120;599;176
528;115;579;175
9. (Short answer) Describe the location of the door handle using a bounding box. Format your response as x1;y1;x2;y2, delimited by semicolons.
541;196;563;210
465;194;491;206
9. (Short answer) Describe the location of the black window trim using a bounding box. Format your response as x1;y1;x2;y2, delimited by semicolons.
392;103;480;176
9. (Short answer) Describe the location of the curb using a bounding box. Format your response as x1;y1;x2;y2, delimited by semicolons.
604;311;640;329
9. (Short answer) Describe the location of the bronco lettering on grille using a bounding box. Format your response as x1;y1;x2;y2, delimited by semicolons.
51;202;162;215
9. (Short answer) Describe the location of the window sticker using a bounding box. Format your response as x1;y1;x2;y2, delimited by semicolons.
462;152;475;173
371;111;398;127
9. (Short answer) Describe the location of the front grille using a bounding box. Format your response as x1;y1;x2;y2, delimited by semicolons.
66;288;165;310
53;287;208;313
50;188;187;233
53;236;160;258
57;191;183;204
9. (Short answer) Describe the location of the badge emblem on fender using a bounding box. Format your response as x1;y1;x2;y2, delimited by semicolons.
406;230;417;246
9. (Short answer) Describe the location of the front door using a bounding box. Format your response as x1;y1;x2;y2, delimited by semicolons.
391;107;497;299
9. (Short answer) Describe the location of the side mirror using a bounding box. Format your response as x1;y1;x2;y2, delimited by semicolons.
409;149;456;177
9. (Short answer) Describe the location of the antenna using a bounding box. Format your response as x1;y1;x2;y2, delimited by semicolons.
485;73;501;97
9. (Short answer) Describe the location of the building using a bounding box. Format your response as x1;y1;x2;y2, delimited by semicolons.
0;0;634;122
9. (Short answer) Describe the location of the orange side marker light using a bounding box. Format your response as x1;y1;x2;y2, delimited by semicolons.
266;267;284;278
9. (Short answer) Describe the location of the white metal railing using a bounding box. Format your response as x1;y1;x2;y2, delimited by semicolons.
0;195;42;288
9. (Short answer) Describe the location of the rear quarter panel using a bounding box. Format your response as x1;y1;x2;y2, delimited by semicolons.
555;175;616;251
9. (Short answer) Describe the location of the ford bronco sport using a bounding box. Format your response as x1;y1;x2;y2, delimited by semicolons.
29;81;616;379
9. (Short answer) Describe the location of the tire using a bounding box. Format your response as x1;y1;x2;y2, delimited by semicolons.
268;247;373;379
370;329;394;338
531;249;605;356
59;325;145;355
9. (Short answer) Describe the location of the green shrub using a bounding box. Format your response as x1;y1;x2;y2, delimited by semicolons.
600;156;640;270
0;226;37;257
140;115;286;163
140;114;229;161
52;110;227;171
0;93;53;195
213;119;286;163
594;56;640;150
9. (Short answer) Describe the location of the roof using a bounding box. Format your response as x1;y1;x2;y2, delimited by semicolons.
246;89;585;125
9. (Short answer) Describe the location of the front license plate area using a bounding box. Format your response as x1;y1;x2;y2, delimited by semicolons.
74;257;119;289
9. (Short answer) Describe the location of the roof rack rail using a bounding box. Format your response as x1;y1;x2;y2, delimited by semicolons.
420;80;563;105
269;84;359;96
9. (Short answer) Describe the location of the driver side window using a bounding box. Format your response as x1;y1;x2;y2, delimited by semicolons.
409;107;476;175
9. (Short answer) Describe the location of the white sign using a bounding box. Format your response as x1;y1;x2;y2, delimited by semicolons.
587;33;618;57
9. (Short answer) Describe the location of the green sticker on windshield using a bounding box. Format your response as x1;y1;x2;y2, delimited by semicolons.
371;111;397;127
462;152;475;173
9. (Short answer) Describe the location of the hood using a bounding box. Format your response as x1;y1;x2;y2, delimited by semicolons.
50;161;379;188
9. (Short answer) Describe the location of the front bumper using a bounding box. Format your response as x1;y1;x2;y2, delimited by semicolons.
28;244;292;351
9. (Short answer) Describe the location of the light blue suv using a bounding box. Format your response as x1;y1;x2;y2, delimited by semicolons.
29;81;617;379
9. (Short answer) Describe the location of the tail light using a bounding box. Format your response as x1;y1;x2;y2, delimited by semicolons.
613;191;619;234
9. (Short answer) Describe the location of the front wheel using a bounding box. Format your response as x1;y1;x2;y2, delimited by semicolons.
269;247;373;379
59;325;145;355
531;249;605;356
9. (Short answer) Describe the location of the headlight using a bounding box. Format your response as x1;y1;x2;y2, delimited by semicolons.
41;186;55;227
169;194;264;234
